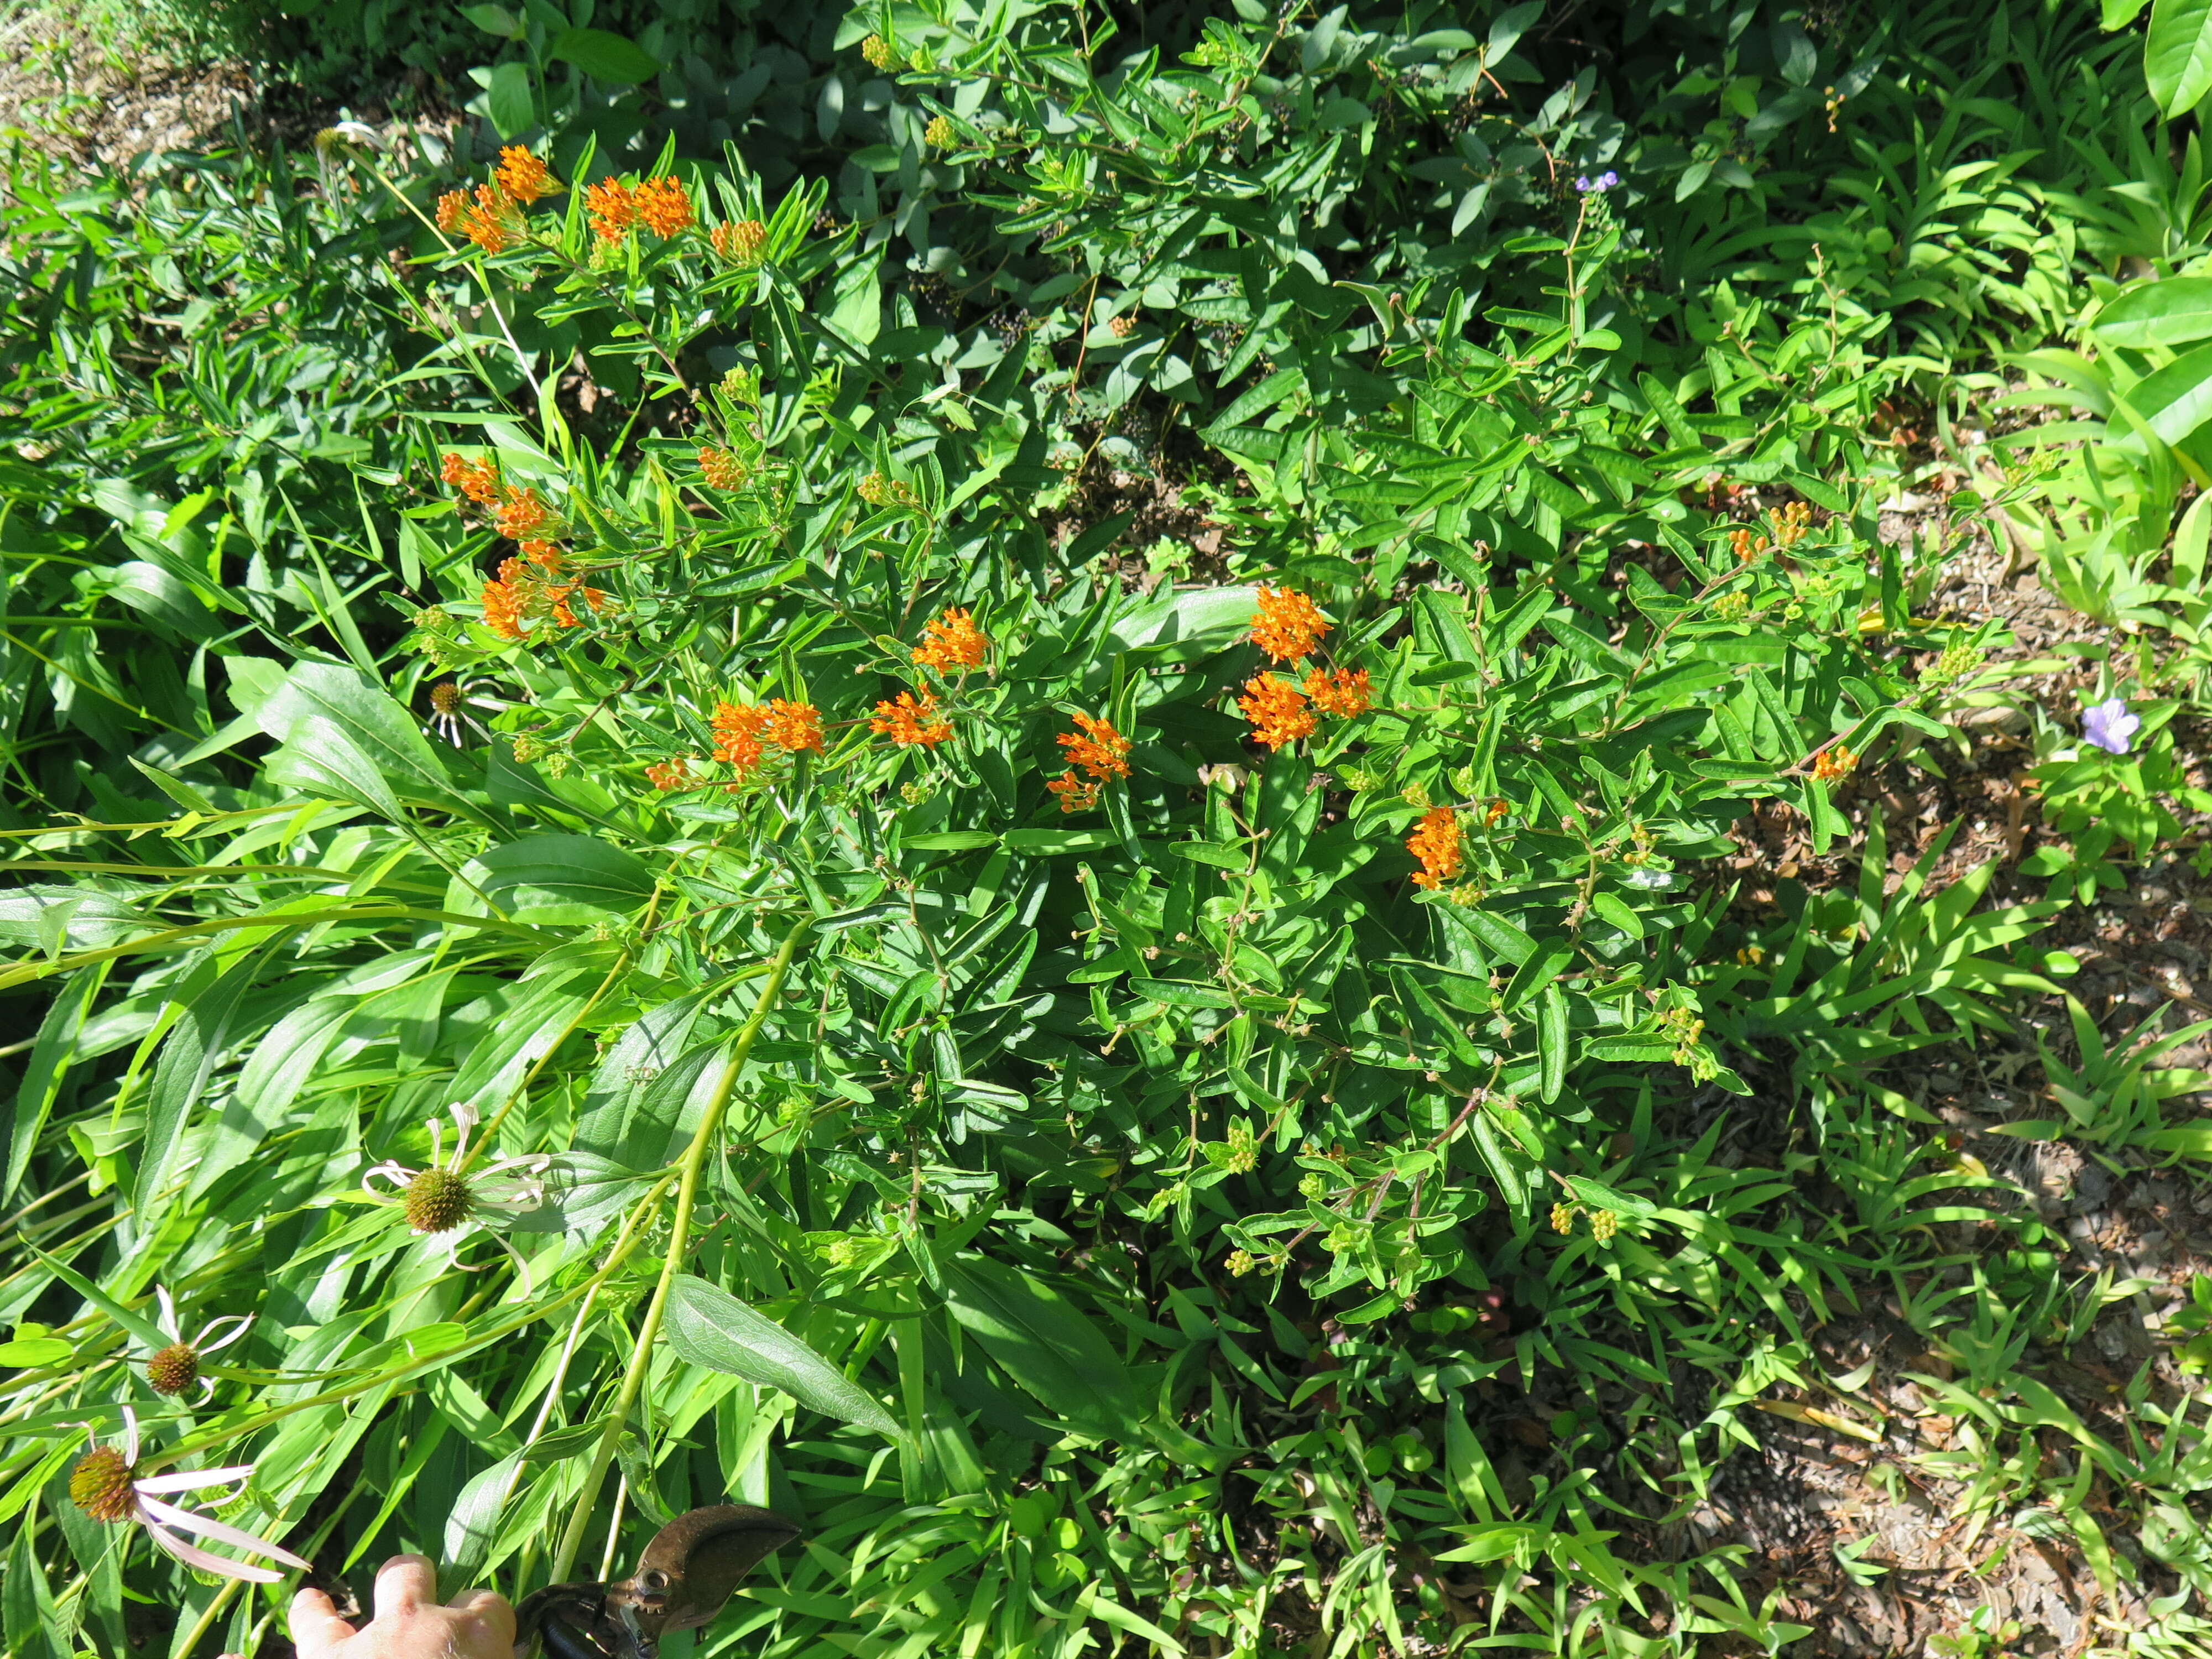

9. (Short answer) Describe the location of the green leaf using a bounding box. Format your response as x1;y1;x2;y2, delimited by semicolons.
937;1255;1142;1439
1537;984;1567;1104
461;3;521;36
136;948;261;1216
27;1247;170;1353
4;966;103;1206
2148;0;2212;116
463;834;658;922
0;1338;71;1368
548;27;664;85
255;663;478;822
665;1274;905;1439
2091;276;2212;347
486;61;537;143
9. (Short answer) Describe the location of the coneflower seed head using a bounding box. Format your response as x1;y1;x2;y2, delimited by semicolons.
404;1167;473;1234
146;1342;200;1396
70;1447;135;1522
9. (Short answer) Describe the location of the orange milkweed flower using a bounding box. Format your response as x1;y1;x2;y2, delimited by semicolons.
482;576;524;640
697;446;748;491
1058;712;1131;781
635;175;694;237
1406;807;1462;890
441;452;502;505
494;486;555;543
870;690;953;747
459;184;519;254
494;145;552;205
1249;585;1329;664
764;698;824;754
912;606;988;672
645;757;692;791
1235;673;1315;751
712;701;770;777
1811;744;1856;784
711;218;768;264
1304;666;1371;718
585;179;639;243
435;190;468;232
1047;769;1100;813
520;541;564;571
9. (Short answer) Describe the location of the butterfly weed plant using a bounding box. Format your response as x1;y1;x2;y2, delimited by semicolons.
10;2;2212;1655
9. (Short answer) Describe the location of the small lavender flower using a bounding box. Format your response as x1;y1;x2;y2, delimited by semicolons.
1575;170;1620;194
2082;698;2140;755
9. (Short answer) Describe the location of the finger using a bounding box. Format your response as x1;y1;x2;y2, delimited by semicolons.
373;1553;440;1619
446;1587;517;1644
288;1588;356;1659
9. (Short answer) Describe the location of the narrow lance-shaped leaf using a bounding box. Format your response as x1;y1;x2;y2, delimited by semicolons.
665;1274;906;1441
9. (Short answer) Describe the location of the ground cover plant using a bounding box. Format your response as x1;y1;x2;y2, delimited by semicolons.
11;1;2212;1656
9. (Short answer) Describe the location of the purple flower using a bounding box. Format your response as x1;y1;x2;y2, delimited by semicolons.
1575;170;1619;194
2082;698;2140;754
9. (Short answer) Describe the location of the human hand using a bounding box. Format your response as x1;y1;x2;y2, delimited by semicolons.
290;1554;515;1659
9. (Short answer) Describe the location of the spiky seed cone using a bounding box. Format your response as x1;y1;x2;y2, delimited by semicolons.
70;1448;135;1522
404;1167;473;1234
146;1342;200;1396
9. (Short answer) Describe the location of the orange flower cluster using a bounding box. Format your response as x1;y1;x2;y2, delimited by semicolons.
494;145;553;205
482;571;525;639
712;697;823;778
1234;664;1371;750
1047;772;1100;813
764;698;824;754
1407;807;1463;890
1811;744;1856;784
584;176;693;243
698;446;748;491
912;607;988;672
1048;712;1130;811
636;176;695;237
441;451;502;504
1058;712;1131;781
585;180;639;243
711;218;769;264
1235;674;1317;750
870;690;952;747
1250;586;1330;664
494;486;555;544
481;556;606;640
435;182;525;254
644;757;693;791
1305;666;1370;717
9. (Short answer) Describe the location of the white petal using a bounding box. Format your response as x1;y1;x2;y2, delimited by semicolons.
133;1466;254;1495
194;1317;253;1354
121;1405;139;1468
136;1495;311;1570
156;1286;179;1342
144;1522;288;1583
363;1164;412;1191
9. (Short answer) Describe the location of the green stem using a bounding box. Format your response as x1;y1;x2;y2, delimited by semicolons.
545;916;812;1584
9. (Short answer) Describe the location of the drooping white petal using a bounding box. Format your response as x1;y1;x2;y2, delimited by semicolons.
155;1286;180;1343
143;1521;288;1583
120;1405;140;1469
192;1316;254;1354
362;1162;414;1191
132;1465;255;1495
136;1495;310;1570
